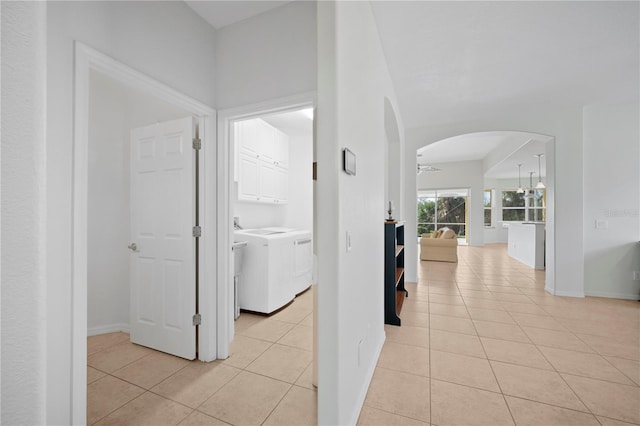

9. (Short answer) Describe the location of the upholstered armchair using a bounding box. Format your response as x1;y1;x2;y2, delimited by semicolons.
420;227;458;262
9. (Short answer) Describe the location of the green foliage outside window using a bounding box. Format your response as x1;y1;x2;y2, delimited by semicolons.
502;189;545;222
417;195;466;237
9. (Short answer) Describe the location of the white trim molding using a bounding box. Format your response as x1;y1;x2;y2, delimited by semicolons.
545;286;585;298
585;291;640;301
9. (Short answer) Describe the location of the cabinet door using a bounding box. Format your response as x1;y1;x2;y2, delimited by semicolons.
238;153;260;201
274;129;289;169
259;161;276;202
237;119;261;158
256;119;276;163
274;166;288;204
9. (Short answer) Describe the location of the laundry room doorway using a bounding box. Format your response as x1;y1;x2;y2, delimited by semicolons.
217;93;317;382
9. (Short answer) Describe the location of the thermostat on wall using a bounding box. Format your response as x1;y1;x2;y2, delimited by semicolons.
343;148;356;176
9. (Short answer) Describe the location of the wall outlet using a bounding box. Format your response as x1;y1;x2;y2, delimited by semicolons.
595;220;608;229
633;271;640;281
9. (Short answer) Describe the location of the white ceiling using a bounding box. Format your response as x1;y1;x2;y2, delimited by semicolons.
374;1;638;179
261;108;313;136
185;1;293;29
370;1;639;129
184;1;638;179
417;131;549;179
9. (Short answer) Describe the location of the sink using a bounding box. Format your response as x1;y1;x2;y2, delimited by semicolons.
232;241;247;276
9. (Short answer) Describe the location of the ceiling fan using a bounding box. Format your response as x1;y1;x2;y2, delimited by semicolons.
417;164;441;175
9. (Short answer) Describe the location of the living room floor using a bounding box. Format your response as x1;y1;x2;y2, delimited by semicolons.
360;243;639;425
86;243;639;425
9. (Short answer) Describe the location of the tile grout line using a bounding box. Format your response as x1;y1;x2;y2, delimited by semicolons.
461;275;518;426
516;298;605;420
258;382;295;426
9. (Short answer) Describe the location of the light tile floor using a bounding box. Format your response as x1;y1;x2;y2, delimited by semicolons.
360;244;640;426
87;289;316;425
88;244;640;425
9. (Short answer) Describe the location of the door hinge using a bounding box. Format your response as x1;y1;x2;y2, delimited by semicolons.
192;313;201;326
192;137;202;150
193;226;202;237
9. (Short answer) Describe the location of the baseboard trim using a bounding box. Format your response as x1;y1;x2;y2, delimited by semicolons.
348;331;386;425
584;290;640;301
545;286;584;298
87;323;130;337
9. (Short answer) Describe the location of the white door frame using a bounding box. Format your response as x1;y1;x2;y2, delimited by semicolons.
72;42;217;423
216;92;316;358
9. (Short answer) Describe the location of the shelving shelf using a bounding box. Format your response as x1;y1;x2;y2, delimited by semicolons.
384;221;407;326
395;268;404;286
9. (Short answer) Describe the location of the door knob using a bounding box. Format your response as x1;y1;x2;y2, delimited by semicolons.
128;243;137;251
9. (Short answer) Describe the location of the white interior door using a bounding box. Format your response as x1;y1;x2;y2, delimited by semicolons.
129;116;196;360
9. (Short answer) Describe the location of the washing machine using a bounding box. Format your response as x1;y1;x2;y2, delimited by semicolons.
233;228;312;314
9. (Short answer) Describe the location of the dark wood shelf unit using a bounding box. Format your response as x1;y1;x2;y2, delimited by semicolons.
385;221;407;326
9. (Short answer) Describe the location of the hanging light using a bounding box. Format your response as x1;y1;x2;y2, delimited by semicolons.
516;164;524;194
526;171;535;198
535;154;545;189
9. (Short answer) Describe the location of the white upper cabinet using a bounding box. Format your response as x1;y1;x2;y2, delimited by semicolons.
235;118;289;204
237;153;260;202
274;166;288;204
236;118;288;168
237;119;261;158
274;129;289;169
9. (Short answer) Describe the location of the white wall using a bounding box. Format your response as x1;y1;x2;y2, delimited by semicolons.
1;2;48;424
583;102;640;299
87;71;192;335
215;0;317;109
385;98;404;221
88;73;130;335
317;2;406;424
46;2;216;423
417;160;484;246
234;199;286;229
284;127;314;231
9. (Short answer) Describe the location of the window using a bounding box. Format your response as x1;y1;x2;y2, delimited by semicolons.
484;189;492;227
501;189;546;222
529;189;546;222
417;189;467;237
502;190;526;221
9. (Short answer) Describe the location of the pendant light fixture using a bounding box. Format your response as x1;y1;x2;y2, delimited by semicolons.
516;164;524;194
535;154;545;189
526;171;535;198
